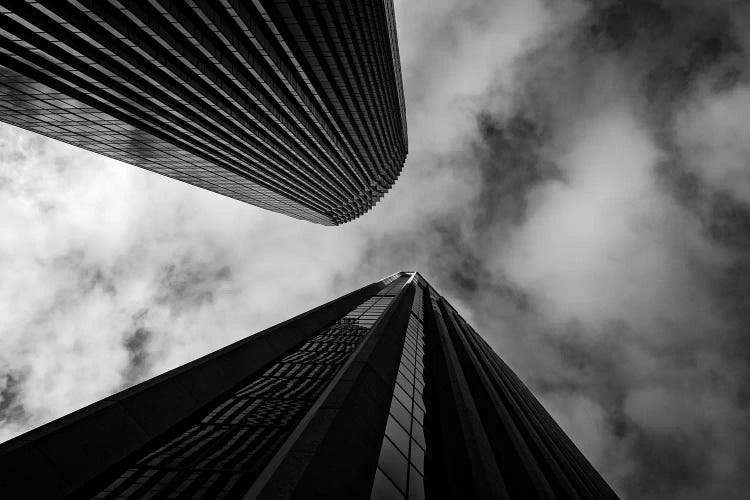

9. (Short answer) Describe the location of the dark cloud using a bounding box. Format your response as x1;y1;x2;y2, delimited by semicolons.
706;194;750;250
473;113;558;229
52;249;117;296
0;371;28;425
155;259;233;312
627;431;710;497
589;0;745;108
121;325;153;388
358;1;750;498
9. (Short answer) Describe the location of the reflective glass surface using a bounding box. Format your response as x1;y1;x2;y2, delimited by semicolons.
0;1;407;224
371;283;431;500
91;275;409;499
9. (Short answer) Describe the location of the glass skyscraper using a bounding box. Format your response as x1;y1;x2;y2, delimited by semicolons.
0;272;619;499
0;1;407;224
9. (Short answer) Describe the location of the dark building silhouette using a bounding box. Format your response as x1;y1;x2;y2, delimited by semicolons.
0;272;618;499
0;1;407;224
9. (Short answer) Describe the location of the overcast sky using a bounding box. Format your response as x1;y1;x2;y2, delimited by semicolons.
2;1;750;498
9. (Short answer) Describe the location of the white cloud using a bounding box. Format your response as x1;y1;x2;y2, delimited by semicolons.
499;106;723;334
676;84;750;203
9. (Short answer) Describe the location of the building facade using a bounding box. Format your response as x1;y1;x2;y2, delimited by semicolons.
0;1;407;224
0;272;618;499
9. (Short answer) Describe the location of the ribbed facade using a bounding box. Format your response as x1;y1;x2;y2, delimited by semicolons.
0;273;618;499
0;1;408;225
419;278;618;499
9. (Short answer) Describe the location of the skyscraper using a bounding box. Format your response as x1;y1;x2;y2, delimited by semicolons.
0;272;619;499
0;1;407;224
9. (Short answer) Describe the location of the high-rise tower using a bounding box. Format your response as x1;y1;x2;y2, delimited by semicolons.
0;272;619;499
0;1;407;224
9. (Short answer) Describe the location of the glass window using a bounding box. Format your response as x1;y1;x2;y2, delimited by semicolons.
390;398;411;432
414;378;425;395
400;357;415;373
85;289;382;497
412;420;426;449
378;437;408;494
402;343;416;359
412;405;425;425
408;467;426;500
393;382;411;408
398;363;412;381
413;393;425;413
396;373;414;394
370;467;405;500
415;357;424;371
385;416;410;457
410;440;425;474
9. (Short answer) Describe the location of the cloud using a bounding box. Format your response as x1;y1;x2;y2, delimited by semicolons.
378;1;750;498
0;126;372;439
0;369;29;436
2;1;750;499
676;84;750;202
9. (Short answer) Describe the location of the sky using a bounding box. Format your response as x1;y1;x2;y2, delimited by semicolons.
1;0;750;498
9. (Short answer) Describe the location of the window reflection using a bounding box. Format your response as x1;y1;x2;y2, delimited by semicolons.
390;398;411;431
385;416;411;457
408;467;426;500
93;276;409;498
377;437;408;493
371;284;431;500
371;468;405;500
